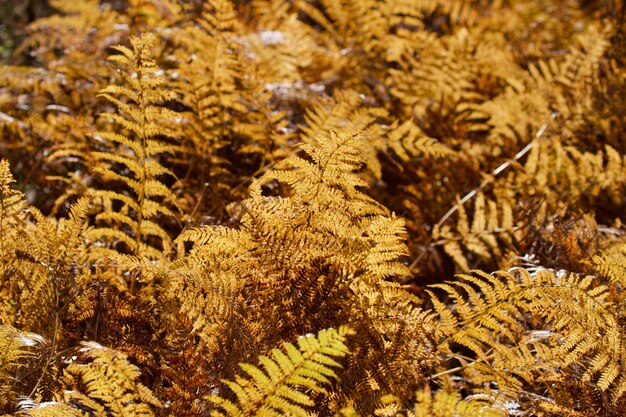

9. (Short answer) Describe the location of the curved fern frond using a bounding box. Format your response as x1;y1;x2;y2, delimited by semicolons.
428;267;625;404
209;326;353;417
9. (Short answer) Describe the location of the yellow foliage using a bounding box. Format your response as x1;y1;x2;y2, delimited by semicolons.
0;1;625;416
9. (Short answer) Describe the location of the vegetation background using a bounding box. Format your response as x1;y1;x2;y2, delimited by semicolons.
0;0;625;416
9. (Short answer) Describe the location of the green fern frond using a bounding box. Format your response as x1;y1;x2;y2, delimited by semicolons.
209;326;353;417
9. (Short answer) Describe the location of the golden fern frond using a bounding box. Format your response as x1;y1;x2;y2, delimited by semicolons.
298;91;389;179
528;25;608;92
297;90;453;182
428;267;626;404
388;30;476;116
17;0;124;58
265;129;384;217
299;92;365;145
592;242;626;286
0;325;47;411
209;326;353;417
62;341;161;416
10;197;90;335
362;214;410;280
248;1;316;82
173;0;290;208
87;33;180;262
0;159;26;219
252;0;294;28
387;119;454;162
1;164;91;335
289;0;393;96
375;386;505;417
344;282;440;405
433;192;519;271
250;127;407;291
0;160;27;292
294;0;391;54
409;0;478;31
534;401;591;417
175;0;244;151
522;138;626;210
168;226;250;359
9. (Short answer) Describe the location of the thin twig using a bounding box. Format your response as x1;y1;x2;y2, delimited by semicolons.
435;122;549;230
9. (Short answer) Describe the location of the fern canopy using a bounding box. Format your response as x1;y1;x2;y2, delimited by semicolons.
0;1;626;417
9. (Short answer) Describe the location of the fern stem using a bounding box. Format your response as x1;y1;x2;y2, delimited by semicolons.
428;351;493;381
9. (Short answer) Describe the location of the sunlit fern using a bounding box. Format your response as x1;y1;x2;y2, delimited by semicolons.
87;33;180;263
427;267;626;406
209;326;353;417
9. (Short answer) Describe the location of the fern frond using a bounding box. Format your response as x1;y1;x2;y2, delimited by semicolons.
264;129;384;218
18;0;124;58
171;0;290;211
0;325;48;412
376;386;505;417
0;325;46;383
7;196;90;335
592;243;626;286
167;225;250;357
87;33;180;263
428;267;626;404
0;160;26;221
209;326;353;417
522;138;626;210
0;160;28;305
248;3;317;82
363;214;410;280
433;192;519;272
387;119;453;162
62;341;161;416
